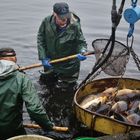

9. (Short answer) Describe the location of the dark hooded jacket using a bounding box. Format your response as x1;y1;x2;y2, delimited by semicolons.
0;60;53;139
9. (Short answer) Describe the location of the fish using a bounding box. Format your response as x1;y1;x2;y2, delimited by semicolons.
115;89;140;101
80;87;117;109
100;87;118;97
129;100;140;110
80;96;107;109
96;104;111;115
79;94;97;107
126;101;140;115
130;102;140;116
127;113;140;125
111;100;128;113
109;111;128;122
126;108;139;115
116;89;140;97
86;101;101;112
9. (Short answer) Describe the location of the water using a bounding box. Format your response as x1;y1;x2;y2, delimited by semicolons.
0;0;140;139
0;0;140;77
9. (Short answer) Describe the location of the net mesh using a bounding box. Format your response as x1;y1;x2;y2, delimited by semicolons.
92;39;130;76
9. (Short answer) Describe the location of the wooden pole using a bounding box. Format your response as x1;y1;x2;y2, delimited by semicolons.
23;124;69;132
19;51;95;71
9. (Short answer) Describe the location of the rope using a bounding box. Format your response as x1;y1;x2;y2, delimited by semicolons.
78;0;126;89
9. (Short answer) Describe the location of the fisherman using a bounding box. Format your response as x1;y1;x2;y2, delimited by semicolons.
0;48;54;140
37;2;87;91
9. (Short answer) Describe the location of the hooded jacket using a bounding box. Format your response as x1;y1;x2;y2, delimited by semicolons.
0;60;52;138
37;13;87;76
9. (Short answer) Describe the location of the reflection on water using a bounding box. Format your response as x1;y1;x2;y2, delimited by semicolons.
0;0;140;139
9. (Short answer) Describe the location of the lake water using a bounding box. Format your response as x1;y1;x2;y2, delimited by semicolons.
0;0;140;79
0;0;140;139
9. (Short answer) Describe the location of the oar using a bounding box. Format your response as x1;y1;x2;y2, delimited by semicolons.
19;51;95;71
23;123;68;132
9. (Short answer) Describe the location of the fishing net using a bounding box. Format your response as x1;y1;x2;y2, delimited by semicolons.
92;39;130;76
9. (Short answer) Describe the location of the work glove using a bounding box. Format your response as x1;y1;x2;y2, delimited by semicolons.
77;51;87;61
41;58;52;69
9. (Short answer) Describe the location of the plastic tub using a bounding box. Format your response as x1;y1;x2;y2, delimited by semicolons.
7;135;53;140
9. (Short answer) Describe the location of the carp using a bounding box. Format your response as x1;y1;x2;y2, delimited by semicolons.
116;89;140;97
96;104;112;115
109;111;128;122
79;94;97;107
80;96;107;109
127;113;140;125
111;100;128;113
100;87;118;97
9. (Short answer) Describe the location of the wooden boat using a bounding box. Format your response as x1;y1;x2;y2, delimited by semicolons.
74;77;140;135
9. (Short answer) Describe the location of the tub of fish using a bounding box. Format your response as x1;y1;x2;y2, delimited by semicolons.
74;77;140;135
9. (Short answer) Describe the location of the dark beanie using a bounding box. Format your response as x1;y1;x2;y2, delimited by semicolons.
0;48;16;57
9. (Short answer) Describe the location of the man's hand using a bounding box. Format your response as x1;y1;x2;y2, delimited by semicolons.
77;54;87;61
41;58;52;68
45;121;55;131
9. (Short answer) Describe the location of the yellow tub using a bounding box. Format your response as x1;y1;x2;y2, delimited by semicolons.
74;77;140;135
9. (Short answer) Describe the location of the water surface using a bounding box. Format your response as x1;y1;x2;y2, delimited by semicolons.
0;0;140;139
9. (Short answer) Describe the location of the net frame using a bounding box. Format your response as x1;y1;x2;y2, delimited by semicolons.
92;38;130;76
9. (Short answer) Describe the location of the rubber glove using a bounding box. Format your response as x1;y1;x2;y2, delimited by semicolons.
77;54;87;61
41;58;52;68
